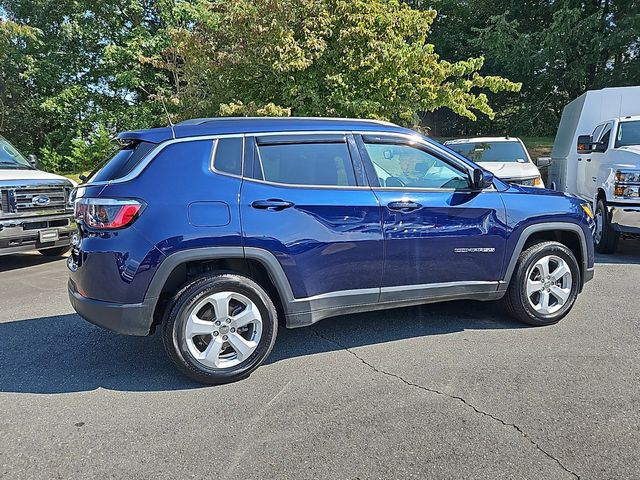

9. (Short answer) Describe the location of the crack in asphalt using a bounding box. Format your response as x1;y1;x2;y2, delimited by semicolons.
313;329;580;480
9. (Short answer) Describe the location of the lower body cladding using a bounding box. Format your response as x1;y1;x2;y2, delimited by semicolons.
286;282;504;327
609;204;640;235
0;214;74;255
68;273;504;336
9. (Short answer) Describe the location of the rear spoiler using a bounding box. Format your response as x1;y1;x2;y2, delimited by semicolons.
117;127;175;144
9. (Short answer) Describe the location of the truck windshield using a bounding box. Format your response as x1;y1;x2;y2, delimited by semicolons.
0;136;33;170
446;141;529;163
616;121;640;148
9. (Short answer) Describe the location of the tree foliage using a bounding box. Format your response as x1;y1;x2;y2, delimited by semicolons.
421;0;640;136
1;0;520;172
152;0;520;126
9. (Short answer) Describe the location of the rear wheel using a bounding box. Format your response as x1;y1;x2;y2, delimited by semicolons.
162;273;278;384
594;198;619;254
38;246;70;257
501;241;580;326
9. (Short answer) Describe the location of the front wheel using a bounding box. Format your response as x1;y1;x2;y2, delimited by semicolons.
594;199;619;254
501;241;580;326
162;273;278;384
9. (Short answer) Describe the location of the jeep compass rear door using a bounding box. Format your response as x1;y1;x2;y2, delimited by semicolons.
240;133;383;311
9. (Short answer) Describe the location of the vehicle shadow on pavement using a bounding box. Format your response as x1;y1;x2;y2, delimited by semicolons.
0;301;522;394
0;253;67;273
266;300;525;364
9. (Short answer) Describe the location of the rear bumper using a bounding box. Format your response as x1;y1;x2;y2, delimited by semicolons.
68;280;156;336
610;205;640;235
0;214;74;255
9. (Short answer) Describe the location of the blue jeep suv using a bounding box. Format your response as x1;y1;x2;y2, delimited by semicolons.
68;117;595;384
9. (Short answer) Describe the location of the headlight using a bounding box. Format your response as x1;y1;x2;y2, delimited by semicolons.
518;177;543;187
614;170;640;197
615;171;640;183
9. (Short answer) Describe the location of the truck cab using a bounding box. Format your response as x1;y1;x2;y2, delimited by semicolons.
0;135;76;256
574;116;640;253
549;86;640;253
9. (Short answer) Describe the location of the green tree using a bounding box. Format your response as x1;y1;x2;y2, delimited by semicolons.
1;0;172;171
423;0;640;136
153;0;521;128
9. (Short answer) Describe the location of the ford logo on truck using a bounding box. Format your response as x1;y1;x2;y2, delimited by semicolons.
32;195;50;206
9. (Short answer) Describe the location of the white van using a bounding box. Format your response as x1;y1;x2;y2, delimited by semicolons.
444;137;544;187
549;86;640;253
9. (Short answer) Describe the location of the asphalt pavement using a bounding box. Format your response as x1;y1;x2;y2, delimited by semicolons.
0;241;639;479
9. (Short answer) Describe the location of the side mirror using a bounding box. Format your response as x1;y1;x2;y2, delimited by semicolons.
473;168;493;190
535;157;552;168
28;154;38;168
577;135;593;154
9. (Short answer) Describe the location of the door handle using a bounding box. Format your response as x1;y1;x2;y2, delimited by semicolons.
387;201;422;212
586;158;592;162
251;199;294;211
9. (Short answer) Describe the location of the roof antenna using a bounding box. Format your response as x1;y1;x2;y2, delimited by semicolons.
159;94;176;139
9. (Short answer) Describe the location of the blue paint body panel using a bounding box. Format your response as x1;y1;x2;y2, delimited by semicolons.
69;117;595;320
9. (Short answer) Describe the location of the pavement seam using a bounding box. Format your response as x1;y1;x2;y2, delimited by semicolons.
313;329;580;480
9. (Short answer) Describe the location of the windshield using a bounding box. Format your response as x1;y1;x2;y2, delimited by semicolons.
0;136;33;169
616;121;640;148
446;141;529;163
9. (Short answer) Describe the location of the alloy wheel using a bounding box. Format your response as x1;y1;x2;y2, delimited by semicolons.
525;255;573;316
184;291;263;368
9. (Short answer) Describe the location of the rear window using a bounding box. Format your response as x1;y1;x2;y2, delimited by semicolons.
256;142;356;186
89;141;156;183
447;141;529;163
213;137;243;176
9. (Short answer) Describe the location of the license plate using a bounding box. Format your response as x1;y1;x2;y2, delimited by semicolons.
39;229;59;243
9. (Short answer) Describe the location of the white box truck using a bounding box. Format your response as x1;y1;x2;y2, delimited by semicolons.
549;86;640;253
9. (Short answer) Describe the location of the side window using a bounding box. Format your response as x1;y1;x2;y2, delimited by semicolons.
591;124;605;140
256;142;357;186
598;123;613;150
213;137;243;176
363;142;471;189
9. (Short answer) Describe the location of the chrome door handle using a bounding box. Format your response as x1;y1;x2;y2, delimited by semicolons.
251;199;294;211
387;201;421;212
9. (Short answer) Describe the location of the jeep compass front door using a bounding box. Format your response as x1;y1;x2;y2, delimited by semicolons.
356;134;507;303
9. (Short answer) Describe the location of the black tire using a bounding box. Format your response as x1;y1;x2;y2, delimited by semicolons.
501;241;580;326
38;245;70;257
162;273;278;385
594;198;619;254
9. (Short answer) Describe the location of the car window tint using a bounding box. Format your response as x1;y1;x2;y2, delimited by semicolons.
364;143;470;189
591;124;605;140
90;141;156;182
213;137;243;175
599;124;612;148
256;142;356;186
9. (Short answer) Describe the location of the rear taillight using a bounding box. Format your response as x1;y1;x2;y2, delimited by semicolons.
74;198;144;229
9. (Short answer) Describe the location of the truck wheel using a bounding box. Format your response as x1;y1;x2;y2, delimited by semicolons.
594;198;619;254
38;246;70;257
162;273;278;385
501;241;580;326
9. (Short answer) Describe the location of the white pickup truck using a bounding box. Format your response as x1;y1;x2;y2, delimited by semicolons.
0;135;76;256
549;87;640;253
